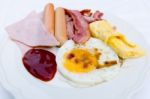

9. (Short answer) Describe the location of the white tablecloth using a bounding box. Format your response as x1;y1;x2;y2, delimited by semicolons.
0;0;150;99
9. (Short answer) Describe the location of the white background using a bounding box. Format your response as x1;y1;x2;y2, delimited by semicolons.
0;0;150;99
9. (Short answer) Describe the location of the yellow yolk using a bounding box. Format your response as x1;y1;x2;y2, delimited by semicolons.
63;49;98;73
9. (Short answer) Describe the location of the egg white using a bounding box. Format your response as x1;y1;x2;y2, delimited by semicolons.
56;38;121;87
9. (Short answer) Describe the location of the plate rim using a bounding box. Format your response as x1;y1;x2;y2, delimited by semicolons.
0;13;150;99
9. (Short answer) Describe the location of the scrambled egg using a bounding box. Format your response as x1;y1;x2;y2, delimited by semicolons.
89;20;145;59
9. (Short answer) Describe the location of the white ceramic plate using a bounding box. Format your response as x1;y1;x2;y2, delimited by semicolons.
0;1;150;99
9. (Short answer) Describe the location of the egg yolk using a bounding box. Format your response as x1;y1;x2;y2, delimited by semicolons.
63;49;98;73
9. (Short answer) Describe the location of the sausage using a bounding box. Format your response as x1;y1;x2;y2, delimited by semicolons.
43;3;55;34
55;7;68;45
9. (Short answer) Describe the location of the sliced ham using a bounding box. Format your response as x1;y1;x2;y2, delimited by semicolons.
65;9;90;43
5;11;60;47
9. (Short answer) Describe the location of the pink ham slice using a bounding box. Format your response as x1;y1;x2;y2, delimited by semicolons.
5;11;60;47
65;9;90;43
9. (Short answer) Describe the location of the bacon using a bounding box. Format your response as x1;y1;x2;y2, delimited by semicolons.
83;16;95;23
80;9;92;17
65;9;104;43
65;9;90;43
82;10;103;23
93;10;103;21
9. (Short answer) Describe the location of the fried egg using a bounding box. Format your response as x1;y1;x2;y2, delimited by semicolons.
56;38;121;87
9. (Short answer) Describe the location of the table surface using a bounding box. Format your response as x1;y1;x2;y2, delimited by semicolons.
0;0;150;99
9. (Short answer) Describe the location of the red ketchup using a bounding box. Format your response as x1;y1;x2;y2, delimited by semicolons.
22;49;57;81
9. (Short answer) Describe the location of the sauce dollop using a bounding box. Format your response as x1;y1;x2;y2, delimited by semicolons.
22;49;57;81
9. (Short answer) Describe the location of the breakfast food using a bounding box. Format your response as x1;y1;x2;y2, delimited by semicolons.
55;7;68;45
23;49;57;81
43;3;55;34
5;3;145;86
80;9;103;23
89;20;145;59
6;11;60;47
65;9;91;43
56;38;120;87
